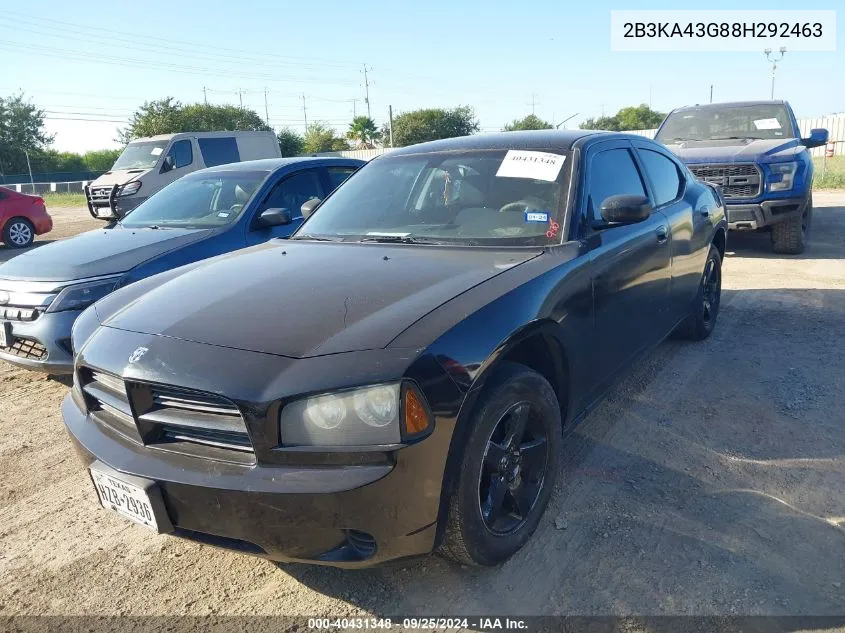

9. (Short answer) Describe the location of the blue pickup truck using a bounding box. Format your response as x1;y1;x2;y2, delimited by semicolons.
655;101;828;254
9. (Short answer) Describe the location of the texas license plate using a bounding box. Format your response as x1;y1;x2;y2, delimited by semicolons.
90;468;158;531
96;207;114;218
0;322;10;348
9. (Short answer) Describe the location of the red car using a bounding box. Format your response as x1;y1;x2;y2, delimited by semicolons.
0;186;53;248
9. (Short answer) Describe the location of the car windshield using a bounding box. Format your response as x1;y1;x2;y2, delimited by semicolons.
656;104;794;143
120;170;268;229
294;149;568;246
111;141;170;170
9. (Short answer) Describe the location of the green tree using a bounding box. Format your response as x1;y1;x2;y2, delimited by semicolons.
30;150;86;173
503;114;553;131
346;116;381;148
117;98;271;144
277;128;304;157
386;106;479;148
580;104;666;132
83;149;122;171
0;93;54;175
303;122;347;154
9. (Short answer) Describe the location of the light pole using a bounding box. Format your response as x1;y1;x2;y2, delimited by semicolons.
764;47;786;99
556;113;579;129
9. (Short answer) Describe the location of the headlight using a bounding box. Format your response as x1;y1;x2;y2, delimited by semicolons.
280;382;432;447
118;181;142;197
768;162;798;192
47;277;121;313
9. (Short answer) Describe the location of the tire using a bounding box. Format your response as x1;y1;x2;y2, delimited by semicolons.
771;196;811;255
672;244;722;341
440;362;561;566
2;217;35;249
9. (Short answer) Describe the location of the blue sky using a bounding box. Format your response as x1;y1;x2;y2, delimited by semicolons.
1;0;842;152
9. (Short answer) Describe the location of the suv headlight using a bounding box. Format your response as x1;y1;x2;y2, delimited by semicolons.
47;277;121;313
279;382;432;447
118;181;142;197
768;162;798;192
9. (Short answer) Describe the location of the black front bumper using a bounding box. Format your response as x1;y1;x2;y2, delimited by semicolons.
62;393;441;567
726;195;809;230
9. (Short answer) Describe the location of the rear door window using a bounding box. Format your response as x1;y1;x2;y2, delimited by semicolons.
638;149;684;206
198;137;241;167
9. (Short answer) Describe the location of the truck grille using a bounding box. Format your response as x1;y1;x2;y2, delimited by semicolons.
88;186;116;202
79;367;254;460
688;163;761;200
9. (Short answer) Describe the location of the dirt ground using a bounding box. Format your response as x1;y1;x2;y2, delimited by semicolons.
1;196;844;623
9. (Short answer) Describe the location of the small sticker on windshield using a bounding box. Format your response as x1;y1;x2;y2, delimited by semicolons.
150;147;163;156
753;118;781;130
217;212;230;217
496;150;565;182
524;211;550;223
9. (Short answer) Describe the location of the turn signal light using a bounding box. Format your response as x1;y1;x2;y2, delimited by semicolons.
403;387;431;436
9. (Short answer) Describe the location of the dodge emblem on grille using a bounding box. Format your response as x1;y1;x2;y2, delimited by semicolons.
128;347;148;363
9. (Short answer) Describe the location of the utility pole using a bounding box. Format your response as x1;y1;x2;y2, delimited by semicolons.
264;87;269;124
302;94;308;132
351;98;358;119
24;149;34;192
528;93;538;115
764;47;786;99
202;86;207;105
600;103;605;117
362;65;372;118
709;84;713;103
236;88;245;109
388;105;394;148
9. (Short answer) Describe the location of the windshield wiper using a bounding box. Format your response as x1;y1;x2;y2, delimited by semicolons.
291;233;344;242
357;235;443;244
710;136;761;141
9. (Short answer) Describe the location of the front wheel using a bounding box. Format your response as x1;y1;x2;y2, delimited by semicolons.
2;218;35;248
440;362;561;566
771;198;811;255
672;244;722;341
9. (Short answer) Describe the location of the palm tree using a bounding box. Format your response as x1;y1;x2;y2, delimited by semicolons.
347;116;381;148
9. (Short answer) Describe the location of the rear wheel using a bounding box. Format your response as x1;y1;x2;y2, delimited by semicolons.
2;218;35;248
672;244;722;341
440;362;561;566
771;197;811;254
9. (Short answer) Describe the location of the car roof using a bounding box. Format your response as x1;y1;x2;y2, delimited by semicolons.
193;156;365;175
388;130;611;156
671;100;787;113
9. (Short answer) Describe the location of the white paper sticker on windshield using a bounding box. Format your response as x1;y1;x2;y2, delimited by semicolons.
753;118;781;130
150;147;163;156
496;150;565;182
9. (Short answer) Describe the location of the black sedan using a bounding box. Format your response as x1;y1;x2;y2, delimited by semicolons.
63;130;726;568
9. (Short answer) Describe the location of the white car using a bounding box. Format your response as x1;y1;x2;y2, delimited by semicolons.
84;130;282;221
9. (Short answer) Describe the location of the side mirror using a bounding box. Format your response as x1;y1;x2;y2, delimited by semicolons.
598;194;652;225
257;208;292;228
300;197;321;219
160;156;175;173
802;128;829;149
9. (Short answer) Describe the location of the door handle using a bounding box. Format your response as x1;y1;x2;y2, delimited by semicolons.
656;225;669;244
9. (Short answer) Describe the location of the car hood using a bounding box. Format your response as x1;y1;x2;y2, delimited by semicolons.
101;241;542;358
0;226;210;281
662;137;803;164
90;168;151;187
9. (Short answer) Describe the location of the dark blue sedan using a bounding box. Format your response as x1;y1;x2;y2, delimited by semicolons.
0;157;364;373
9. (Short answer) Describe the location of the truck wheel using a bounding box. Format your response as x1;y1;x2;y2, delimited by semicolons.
771;198;811;255
2;218;35;248
672;244;722;341
440;362;561;566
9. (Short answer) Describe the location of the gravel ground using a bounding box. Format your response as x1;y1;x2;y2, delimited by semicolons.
1;196;844;625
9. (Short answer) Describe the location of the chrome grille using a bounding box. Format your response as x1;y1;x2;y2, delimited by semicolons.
0;307;40;322
688;163;762;199
1;337;47;360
